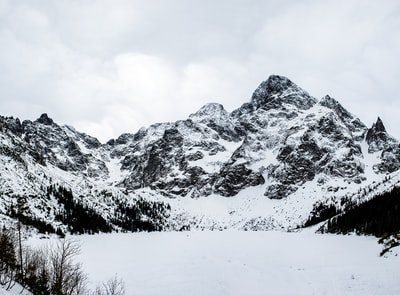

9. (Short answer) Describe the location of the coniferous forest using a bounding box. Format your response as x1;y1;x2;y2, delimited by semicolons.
111;198;171;232
323;186;400;236
50;185;113;234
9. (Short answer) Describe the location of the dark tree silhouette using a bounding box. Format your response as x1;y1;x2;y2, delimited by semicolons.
322;186;400;237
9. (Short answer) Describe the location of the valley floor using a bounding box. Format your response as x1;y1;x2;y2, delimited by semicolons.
27;230;399;295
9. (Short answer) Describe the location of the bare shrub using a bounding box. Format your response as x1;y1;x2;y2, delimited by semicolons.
0;227;17;290
0;227;125;295
92;275;125;295
49;238;87;295
23;247;50;294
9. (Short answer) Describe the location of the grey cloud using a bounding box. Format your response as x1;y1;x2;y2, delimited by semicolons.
0;0;399;142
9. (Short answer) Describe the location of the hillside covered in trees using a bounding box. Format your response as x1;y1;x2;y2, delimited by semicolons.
321;186;400;236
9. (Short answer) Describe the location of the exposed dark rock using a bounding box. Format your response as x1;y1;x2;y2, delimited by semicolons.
187;151;204;161
35;113;54;125
317;113;348;142
250;75;317;111
319;95;366;132
374;144;400;173
214;164;265;197
264;183;297;199
114;133;136;145
0;74;399;208
366;117;390;153
0;116;23;134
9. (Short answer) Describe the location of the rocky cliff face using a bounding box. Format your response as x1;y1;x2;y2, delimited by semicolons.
1;75;399;231
366;117;400;173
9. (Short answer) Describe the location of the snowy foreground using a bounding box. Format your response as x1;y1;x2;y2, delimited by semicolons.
24;231;400;295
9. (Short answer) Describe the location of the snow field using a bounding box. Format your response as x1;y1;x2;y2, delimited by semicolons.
30;231;400;295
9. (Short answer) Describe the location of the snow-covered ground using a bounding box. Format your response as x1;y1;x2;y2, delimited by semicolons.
0;283;30;295
28;230;400;295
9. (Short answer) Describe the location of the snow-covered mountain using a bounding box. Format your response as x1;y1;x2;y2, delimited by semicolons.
1;75;399;232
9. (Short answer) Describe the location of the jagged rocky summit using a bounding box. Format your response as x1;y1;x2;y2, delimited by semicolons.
1;75;400;232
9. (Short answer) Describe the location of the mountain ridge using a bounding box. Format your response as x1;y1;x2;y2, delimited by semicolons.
0;75;399;233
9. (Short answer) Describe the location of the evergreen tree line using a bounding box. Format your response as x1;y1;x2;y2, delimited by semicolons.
4;186;172;236
303;201;339;227
7;206;58;236
112;198;171;232
322;186;400;236
49;185;171;233
0;226;125;295
304;176;396;229
48;185;113;234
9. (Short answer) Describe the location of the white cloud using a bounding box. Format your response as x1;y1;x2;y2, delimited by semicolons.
0;0;400;142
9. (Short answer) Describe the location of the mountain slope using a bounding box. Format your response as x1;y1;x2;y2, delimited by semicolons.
1;75;399;232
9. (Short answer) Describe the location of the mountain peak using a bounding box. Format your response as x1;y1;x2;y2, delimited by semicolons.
266;74;295;89
189;103;229;121
319;94;361;127
1;74;400;234
367;117;387;136
319;94;336;106
374;117;386;133
35;113;54;125
255;75;296;96
250;75;317;111
366;117;391;153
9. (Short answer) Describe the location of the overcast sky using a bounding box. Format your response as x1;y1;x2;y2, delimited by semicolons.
0;0;399;142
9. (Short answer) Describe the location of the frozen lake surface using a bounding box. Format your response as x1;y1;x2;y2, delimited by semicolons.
57;230;400;295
